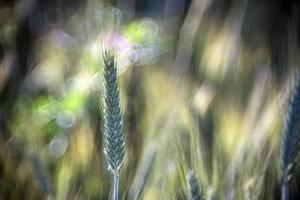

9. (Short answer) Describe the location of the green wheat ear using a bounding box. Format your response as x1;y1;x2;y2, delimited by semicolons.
102;49;125;176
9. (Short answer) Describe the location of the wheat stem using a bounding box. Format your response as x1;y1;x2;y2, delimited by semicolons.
113;175;119;200
282;177;289;200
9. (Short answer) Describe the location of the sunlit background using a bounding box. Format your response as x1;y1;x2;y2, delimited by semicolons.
0;0;300;199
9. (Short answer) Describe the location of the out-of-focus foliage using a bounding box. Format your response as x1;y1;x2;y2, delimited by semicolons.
0;0;300;199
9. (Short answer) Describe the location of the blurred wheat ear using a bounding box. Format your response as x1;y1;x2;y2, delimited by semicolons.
102;49;125;200
280;74;300;200
187;170;203;200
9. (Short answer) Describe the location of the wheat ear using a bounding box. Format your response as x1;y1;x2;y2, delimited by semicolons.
281;74;300;200
187;170;203;200
102;50;125;200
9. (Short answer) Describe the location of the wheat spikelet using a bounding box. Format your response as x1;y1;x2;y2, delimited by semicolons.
281;74;300;200
187;170;203;200
102;49;125;176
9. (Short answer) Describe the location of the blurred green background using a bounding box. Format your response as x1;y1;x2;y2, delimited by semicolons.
0;0;300;199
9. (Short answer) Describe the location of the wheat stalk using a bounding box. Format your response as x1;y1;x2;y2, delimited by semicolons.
280;74;300;200
102;49;125;200
27;149;53;199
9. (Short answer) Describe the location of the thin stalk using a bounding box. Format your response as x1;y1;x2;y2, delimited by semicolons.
113;175;119;200
281;178;289;200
